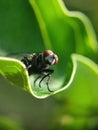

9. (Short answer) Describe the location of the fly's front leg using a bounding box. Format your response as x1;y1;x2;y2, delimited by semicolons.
39;69;54;92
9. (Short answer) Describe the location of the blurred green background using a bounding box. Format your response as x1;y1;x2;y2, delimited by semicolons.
0;0;98;130
64;0;98;38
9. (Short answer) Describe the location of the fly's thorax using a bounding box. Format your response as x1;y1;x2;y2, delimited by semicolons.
34;53;45;69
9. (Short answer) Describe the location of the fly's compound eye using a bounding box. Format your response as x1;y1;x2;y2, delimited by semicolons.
43;50;58;65
53;54;58;65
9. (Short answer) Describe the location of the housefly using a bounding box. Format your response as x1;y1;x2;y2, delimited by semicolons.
11;50;58;92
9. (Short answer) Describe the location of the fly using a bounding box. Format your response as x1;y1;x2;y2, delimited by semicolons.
20;50;58;92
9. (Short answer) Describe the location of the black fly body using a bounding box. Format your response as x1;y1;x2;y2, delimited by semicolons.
14;50;58;92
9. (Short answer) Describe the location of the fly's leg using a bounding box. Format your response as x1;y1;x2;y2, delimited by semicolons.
46;75;54;92
34;75;42;87
39;69;54;92
39;75;46;88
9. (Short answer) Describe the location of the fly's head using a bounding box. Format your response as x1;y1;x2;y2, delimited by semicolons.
43;50;58;66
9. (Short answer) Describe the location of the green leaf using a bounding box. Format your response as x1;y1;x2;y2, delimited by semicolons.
0;57;31;93
0;53;98;99
29;0;98;57
0;0;98;98
29;0;98;97
65;54;98;109
0;0;44;54
50;54;98;129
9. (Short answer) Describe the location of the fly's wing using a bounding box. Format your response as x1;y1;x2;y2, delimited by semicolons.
7;53;35;61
